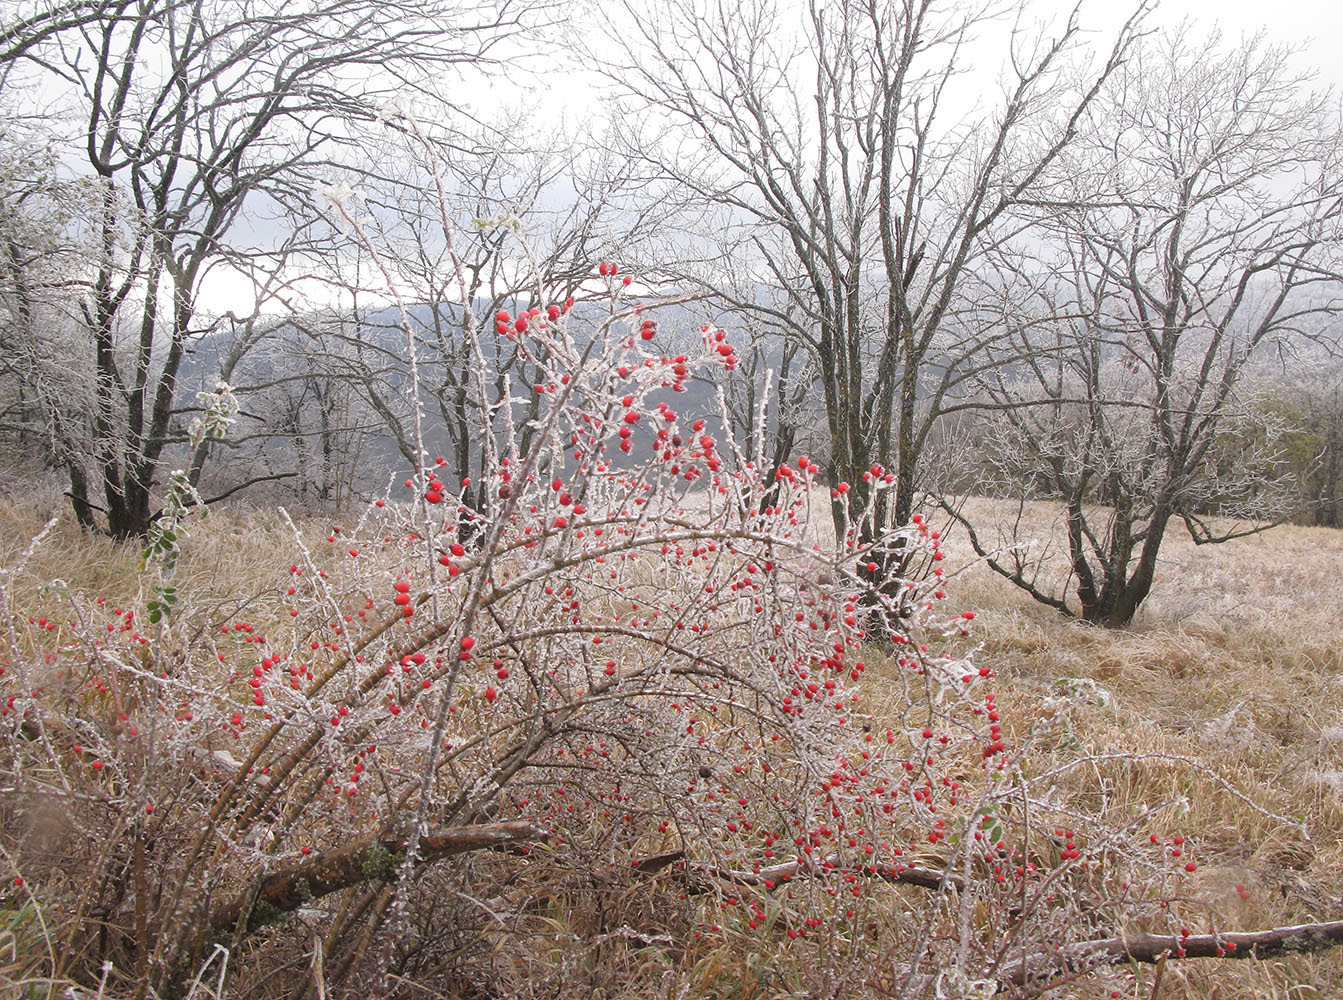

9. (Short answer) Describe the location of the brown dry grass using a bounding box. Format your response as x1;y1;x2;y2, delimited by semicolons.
0;491;348;648
3;490;1342;998
940;498;1343;999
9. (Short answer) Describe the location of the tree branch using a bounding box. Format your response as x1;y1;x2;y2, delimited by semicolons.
199;471;300;506
1001;919;1343;987
631;849;963;893
209;820;544;936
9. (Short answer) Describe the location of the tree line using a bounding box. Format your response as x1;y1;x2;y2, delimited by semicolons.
1;0;1341;626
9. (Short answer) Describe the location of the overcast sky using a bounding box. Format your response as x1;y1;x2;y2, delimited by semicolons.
205;0;1343;315
1043;0;1343;87
497;0;1343;136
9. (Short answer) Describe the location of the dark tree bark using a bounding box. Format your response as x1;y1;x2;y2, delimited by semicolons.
601;0;1144;624
1002;919;1343;987
208;820;543;938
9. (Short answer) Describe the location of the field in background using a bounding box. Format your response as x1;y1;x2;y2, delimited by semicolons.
3;484;1342;998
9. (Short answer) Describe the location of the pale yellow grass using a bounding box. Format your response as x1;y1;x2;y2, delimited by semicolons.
4;488;1342;997
0;494;339;630
936;498;1343;999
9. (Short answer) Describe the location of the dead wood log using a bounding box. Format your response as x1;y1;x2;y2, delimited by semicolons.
209;819;544;936
1001;919;1343;986
631;850;963;893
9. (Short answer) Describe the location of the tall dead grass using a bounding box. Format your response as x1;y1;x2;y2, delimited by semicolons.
3;491;1342;998
941;497;1343;999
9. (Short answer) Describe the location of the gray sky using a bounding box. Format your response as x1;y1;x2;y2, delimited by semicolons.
202;0;1343;315
1047;0;1343;87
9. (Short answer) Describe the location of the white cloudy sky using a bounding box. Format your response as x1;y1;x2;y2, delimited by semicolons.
1128;0;1341;49
1040;0;1342;84
505;0;1343;136
202;0;1343;314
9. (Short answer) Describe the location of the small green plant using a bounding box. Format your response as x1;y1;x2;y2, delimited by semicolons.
143;383;238;623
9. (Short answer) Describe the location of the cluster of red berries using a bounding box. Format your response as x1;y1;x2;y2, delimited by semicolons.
424;474;443;505
1150;832;1197;872
494;300;572;337
393;578;413;618
598;260;633;285
1055;828;1081;860
981;693;1004;757
701;324;738;370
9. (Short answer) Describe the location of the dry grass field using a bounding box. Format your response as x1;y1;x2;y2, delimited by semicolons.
940;498;1343;999
2;480;1341;999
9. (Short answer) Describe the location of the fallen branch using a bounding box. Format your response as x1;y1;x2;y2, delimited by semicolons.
210;820;544;935
632;850;963;893
631;853;1343;986
1001;919;1343;986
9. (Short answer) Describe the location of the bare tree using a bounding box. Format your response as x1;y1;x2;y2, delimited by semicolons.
1294;367;1343;528
298;114;685;519
1248;349;1343;530
0;110;100;511
178;309;381;509
0;0;119;65
596;0;1146;629
1;0;538;537
953;29;1343;626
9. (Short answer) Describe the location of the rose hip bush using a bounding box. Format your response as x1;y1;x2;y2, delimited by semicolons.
1;261;1219;997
